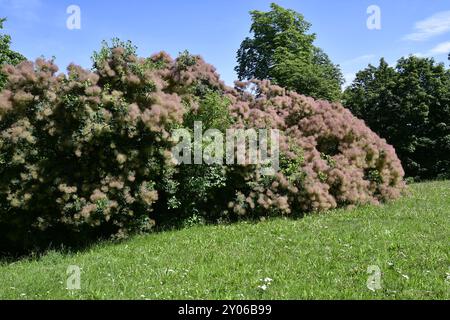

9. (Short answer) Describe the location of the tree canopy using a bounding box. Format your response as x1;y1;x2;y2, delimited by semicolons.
343;56;450;180
0;18;26;90
235;3;343;101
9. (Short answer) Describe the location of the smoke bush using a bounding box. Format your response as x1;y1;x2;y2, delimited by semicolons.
226;80;405;215
0;45;405;252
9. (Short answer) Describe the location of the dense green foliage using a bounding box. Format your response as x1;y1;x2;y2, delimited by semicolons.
343;56;450;180
235;3;343;101
0;181;448;300
0;39;404;253
0;18;25;90
0;41;239;252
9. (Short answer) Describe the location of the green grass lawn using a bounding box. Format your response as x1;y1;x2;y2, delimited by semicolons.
0;181;449;300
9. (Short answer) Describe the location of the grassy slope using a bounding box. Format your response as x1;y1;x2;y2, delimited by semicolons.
0;181;449;300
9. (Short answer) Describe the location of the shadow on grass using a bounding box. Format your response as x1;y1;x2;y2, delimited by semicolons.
1;182;419;264
0;209;311;264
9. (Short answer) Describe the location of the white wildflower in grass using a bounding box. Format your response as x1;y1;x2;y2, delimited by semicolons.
258;284;268;291
258;277;274;291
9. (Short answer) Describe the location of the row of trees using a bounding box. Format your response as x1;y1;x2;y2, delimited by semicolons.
235;3;450;180
343;58;450;180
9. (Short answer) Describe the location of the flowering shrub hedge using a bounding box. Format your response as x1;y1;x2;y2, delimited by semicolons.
0;44;405;252
226;80;405;216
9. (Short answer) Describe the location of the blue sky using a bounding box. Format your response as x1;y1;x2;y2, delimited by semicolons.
1;0;449;86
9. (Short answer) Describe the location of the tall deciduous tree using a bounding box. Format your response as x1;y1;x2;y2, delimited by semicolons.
0;18;25;90
343;56;450;180
235;3;343;101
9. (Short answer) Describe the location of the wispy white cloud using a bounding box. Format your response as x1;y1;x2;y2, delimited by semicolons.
0;0;42;22
428;41;450;55
413;41;450;58
341;54;376;66
403;11;450;41
411;52;425;58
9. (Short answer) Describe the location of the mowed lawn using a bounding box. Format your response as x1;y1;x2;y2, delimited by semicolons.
0;181;449;300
